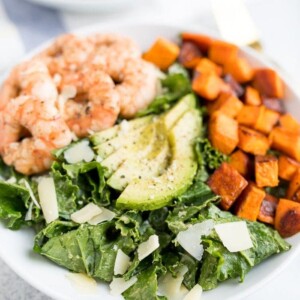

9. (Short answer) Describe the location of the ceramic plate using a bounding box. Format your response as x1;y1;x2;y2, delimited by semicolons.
0;22;300;300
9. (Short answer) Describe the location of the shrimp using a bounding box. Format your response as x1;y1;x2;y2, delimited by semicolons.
0;95;72;175
64;69;120;137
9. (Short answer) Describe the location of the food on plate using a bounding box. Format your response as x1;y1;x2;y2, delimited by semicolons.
1;30;300;300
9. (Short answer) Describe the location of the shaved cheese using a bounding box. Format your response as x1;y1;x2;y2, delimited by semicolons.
158;266;188;300
25;201;34;221
137;235;159;261
66;273;97;294
21;179;40;208
176;220;214;261
214;221;253;252
6;177;16;184
88;207;116;225
109;276;137;296
183;284;203;300
64;140;94;164
114;249;131;275
71;203;102;224
38;177;58;224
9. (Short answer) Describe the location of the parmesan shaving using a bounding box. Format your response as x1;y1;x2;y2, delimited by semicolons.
88;207;116;225
110;276;137;296
183;284;203;300
71;203;102;224
64;140;94;164
114;249;131;275
137;235;160;261
20;179;40;209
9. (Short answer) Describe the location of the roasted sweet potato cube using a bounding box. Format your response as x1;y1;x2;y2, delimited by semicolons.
253;68;284;98
195;58;222;76
278;155;300;181
238;126;269;155
275;199;300;237
244;86;261;106
209;112;239;155
192;73;223;100
269;127;300;161
208;40;238;65
286;169;300;201
279;113;300;132
255;155;279;187
206;92;243;118
254;106;280;134
142;37;180;70
224;57;254;83
181;32;213;53
235;182;265;221
178;41;203;68
207;162;248;210
258;194;279;225
262;97;285;113
236;105;260;127
223;74;244;98
229;150;252;177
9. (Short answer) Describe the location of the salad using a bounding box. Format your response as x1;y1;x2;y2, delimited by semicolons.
0;31;299;299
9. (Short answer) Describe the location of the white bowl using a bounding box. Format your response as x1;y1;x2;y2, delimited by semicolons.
0;22;300;300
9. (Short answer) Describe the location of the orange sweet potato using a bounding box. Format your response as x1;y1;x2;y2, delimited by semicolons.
279;113;300;132
255;155;279;187
224;57;254;83
234;182;266;221
229;150;252;177
195;58;222;76
258;194;279;225
206;92;243;118
275;199;300;237
192;73;223;100
238;126;269;155
207;162;248;210
244;86;261;106
209;112;239;155
142;37;180;70
254;106;280;134
278;155;300;181
253;68;284;98
269;127;300;161
178;41;203;68
181;32;213;53
286;169;300;201
208;40;238;65
236;105;260;127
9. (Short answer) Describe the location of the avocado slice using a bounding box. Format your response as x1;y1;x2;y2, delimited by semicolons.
101;123;157;177
116;109;201;210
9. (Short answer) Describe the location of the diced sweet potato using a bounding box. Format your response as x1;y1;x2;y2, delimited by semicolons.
262;97;285;113
236;105;260;127
224;57;254;83
207;162;248;210
253;68;284;98
279;113;300;132
269;127;300;161
235;182;265;221
278;155;300;181
229;150;252;177
142;37;180;70
192;73;223;100
206;92;243;118
286;169;300;201
255;155;279;187
178;41;203;68
258;194;279;225
244;86;261;106
181;32;213;53
238;126;269;155
195;58;222;76
209;112;239;155
254;106;280;134
275;199;300;237
208;40;238;65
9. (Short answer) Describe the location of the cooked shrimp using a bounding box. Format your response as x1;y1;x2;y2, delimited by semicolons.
64;69;120;137
0;95;72;175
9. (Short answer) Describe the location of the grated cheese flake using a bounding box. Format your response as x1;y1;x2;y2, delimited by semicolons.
71;203;102;224
137;234;160;261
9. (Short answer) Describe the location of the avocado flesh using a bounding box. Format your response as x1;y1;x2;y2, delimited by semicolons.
91;115;152;145
101;123;157;177
116;109;201;210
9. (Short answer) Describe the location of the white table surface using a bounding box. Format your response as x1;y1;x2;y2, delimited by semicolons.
1;0;300;299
